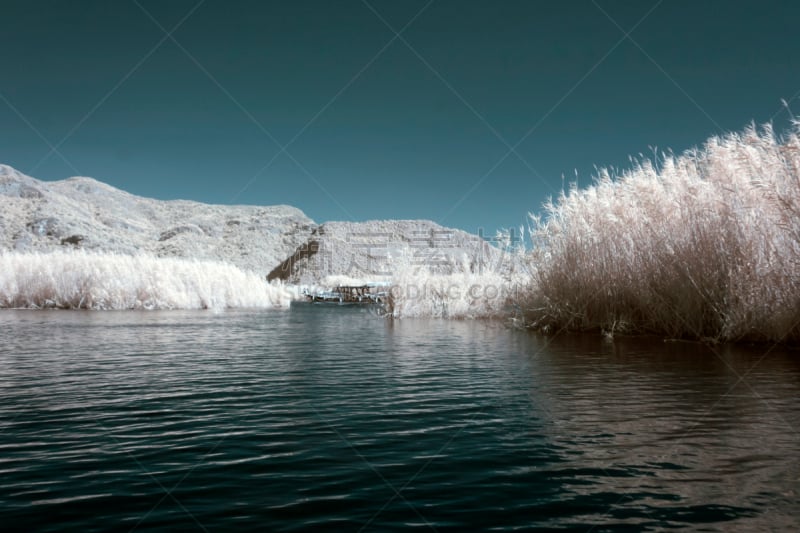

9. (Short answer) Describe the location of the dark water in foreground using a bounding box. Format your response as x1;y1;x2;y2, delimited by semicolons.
1;305;798;532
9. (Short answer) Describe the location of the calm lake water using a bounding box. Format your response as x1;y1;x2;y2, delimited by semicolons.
1;305;798;531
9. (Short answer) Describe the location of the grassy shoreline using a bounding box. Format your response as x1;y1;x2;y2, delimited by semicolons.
520;122;800;344
388;122;800;345
0;251;293;310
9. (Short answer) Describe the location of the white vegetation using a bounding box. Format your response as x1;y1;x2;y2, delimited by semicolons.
524;122;800;343
384;241;529;319
0;164;313;274
1;166;495;288
275;219;503;285
3;122;797;342
0;251;294;310
321;274;391;287
386;122;800;343
386;269;516;319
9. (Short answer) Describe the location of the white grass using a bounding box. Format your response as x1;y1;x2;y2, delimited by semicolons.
384;241;530;319
523;122;800;343
6;123;796;340
0;250;294;310
320;274;391;287
386;269;516;319
385;122;800;343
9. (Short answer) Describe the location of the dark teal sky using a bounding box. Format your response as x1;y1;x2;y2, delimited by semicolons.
2;1;799;237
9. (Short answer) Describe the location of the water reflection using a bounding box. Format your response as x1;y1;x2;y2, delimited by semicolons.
514;333;800;529
0;308;798;531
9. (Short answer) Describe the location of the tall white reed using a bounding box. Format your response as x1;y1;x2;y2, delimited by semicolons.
0;250;293;310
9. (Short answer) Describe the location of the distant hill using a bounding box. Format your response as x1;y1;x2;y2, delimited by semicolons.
267;219;504;285
0;164;314;275
1;165;503;283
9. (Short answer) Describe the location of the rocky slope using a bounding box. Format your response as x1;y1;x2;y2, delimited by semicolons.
267;219;504;285
1;164;503;284
0;165;314;275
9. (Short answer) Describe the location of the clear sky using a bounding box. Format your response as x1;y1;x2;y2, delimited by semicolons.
2;0;799;237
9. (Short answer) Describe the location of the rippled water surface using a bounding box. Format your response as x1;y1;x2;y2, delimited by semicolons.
1;305;799;531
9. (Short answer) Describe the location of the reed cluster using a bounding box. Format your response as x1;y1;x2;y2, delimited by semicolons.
523;122;800;343
0;251;293;310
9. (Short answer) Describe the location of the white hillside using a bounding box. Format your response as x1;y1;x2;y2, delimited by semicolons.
0;165;314;275
267;219;506;285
